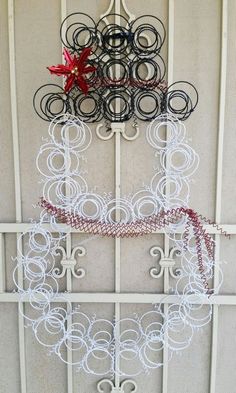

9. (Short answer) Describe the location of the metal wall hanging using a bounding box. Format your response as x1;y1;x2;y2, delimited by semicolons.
14;3;229;386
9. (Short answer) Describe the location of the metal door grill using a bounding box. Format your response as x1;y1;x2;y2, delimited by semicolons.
0;0;236;392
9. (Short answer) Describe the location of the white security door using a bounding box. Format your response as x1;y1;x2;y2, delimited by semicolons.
0;1;236;393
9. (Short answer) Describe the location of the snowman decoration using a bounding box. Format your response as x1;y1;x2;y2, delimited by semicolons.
14;4;227;389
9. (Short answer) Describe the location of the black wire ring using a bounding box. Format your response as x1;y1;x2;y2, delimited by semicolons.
73;90;102;123
60;13;98;53
103;87;132;122
130;55;166;89
33;84;72;122
163;82;199;121
134;90;162;121
130;15;166;57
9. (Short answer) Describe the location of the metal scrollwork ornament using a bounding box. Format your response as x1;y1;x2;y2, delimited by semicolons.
53;245;86;279
150;246;181;280
97;379;137;393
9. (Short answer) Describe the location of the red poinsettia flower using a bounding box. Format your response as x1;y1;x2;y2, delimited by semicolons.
47;47;96;94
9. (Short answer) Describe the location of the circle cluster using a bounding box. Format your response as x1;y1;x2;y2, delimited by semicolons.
33;13;198;123
36;114;198;224
14;215;215;376
13;113;219;376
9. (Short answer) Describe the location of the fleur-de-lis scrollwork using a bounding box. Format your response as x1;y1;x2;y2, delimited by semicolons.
97;379;137;393
149;246;181;279
53;245;86;279
96;122;139;141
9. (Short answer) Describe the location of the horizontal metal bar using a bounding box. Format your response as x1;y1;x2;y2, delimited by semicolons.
1;292;236;305
0;223;234;234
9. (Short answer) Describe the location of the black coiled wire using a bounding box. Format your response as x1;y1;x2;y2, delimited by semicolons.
33;13;198;124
